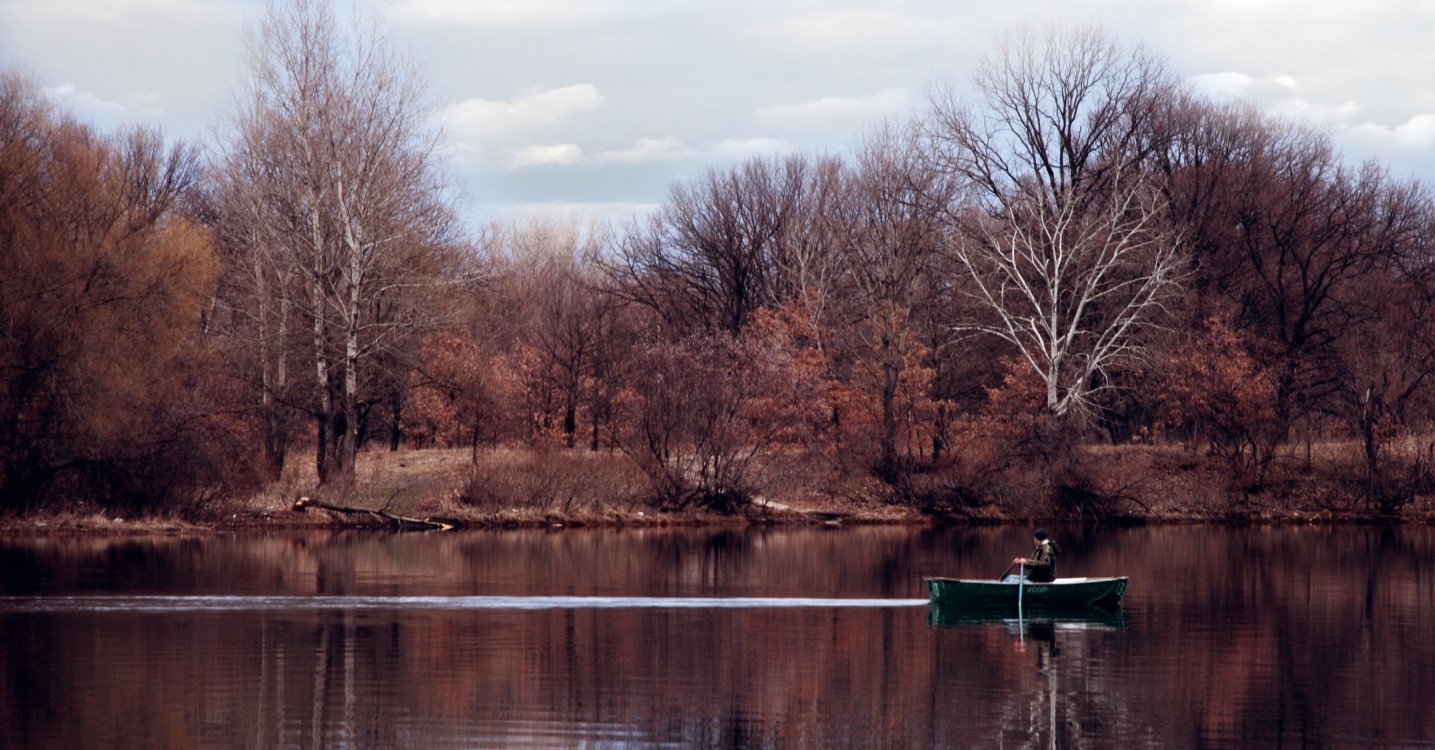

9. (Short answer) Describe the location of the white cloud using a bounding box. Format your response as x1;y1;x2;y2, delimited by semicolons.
444;85;604;142
6;0;206;24
710;138;793;161
1393;115;1435;147
752;9;921;51
507;137;698;169
504;136;792;170
45;83;164;124
1188;71;1295;101
382;0;616;28
46;83;125;115
1188;71;1359;125
1349;114;1435;149
1277;98;1361;125
477;200;659;223
508;143;587;168
595;137;698;164
755;87;910;125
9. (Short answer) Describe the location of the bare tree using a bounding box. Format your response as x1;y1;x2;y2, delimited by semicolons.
612;327;824;511
950;167;1183;418
829;122;954;480
767;154;848;334
1158;97;1429;438
209;108;299;478
928;25;1184;419
1340;196;1435;511
214;0;459;483
1227;130;1412;431
610;154;816;336
486;218;614;448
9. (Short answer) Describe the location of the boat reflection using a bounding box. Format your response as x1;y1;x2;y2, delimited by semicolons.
928;600;1126;745
927;600;1126;629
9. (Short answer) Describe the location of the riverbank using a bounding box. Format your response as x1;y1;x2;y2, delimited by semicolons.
3;443;1434;536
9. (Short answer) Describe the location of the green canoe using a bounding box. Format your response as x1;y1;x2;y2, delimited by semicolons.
924;575;1128;609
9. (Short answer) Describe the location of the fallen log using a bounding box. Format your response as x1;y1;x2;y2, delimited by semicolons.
291;496;456;531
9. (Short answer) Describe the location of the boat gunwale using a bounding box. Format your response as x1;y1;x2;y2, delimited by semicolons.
923;575;1128;586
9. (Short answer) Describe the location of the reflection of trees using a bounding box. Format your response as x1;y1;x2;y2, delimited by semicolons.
4;528;1435;746
1082;526;1435;746
929;613;1148;749
0;529;1013;746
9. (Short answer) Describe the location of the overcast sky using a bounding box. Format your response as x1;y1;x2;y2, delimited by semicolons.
3;0;1434;229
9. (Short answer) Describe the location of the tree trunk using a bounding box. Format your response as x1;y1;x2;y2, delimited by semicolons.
388;389;402;451
337;181;363;478
564;392;578;449
590;406;601;452
339;353;359;473
257;269;282;480
878;357;899;481
260;264;292;480
311;211;339;484
315;411;334;484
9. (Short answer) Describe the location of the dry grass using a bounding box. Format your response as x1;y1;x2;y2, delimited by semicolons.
1077;441;1435;521
462;446;652;516
206;444;924;529
12;439;1435;535
206;447;473;527
0;509;206;536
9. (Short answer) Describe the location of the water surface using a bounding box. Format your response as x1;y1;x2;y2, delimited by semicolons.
2;525;1432;748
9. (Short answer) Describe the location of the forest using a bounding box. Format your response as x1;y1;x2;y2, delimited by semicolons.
3;5;1435;524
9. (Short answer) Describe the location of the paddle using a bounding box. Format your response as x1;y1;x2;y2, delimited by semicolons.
1018;562;1025;624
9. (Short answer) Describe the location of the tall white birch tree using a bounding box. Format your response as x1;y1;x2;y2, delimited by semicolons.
214;0;458;483
927;25;1184;419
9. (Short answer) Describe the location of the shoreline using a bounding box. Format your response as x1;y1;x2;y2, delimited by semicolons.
6;444;1435;537
3;502;1432;538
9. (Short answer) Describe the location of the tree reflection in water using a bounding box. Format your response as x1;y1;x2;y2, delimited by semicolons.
3;526;1435;748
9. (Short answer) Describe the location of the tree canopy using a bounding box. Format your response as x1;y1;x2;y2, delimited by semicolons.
3;19;1434;517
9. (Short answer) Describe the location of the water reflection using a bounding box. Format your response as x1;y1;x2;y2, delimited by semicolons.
927;600;1126;629
3;526;1435;748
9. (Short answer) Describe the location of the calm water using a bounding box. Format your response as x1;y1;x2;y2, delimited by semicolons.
2;525;1433;749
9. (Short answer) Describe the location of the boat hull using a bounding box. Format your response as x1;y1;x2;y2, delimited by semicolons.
924;576;1128;608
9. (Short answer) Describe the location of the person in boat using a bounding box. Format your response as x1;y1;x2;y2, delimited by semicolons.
1012;528;1061;583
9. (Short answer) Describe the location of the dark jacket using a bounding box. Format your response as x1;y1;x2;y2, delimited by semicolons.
1025;540;1060;582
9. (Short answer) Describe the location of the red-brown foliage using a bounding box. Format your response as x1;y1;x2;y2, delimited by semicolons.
402;333;522;456
0;72;248;510
1155;317;1279;471
610;308;828;510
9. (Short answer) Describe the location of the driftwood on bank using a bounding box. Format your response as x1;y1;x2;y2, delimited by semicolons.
291;496;456;531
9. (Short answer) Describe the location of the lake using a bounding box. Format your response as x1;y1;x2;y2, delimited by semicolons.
2;525;1433;748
